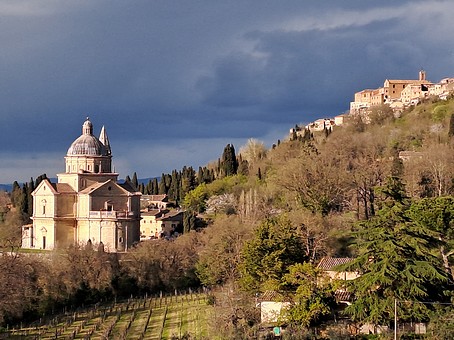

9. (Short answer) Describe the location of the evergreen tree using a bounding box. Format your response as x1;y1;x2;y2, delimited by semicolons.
181;166;196;198
282;263;335;327
158;174;168;194
448;113;454;138
34;174;47;188
20;183;28;216
343;177;449;324
220;144;238;177
10;181;22;208
151;178;158;195
197;167;204;185
183;210;196;233
240;215;308;292
132;172;139;190
168;170;180;202
26;178;34;216
138;183;144;194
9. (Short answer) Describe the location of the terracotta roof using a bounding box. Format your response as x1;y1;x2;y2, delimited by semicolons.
53;183;76;194
259;291;288;302
141;209;166;217
80;182;105;194
142;194;168;202
159;211;183;221
317;257;354;270
386;79;432;85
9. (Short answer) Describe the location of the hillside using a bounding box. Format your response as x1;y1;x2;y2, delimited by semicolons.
1;97;454;338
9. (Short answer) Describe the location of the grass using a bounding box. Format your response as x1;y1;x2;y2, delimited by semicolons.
3;292;213;339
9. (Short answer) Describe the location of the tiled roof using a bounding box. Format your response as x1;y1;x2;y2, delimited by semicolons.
317;257;354;270
260;290;288;302
142;194;168;202
159;211;183;221
53;183;76;194
80;182;104;194
141;209;165;217
386;79;433;85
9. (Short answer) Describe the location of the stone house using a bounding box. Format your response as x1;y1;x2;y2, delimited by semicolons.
140;208;183;240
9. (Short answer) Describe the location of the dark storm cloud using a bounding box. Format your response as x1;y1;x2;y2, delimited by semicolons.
1;0;454;182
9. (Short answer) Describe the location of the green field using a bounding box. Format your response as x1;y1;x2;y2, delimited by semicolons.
3;293;214;339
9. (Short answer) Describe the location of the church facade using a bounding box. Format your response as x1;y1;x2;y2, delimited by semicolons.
22;118;141;252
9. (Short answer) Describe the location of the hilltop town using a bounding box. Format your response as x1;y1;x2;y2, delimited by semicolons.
292;70;454;138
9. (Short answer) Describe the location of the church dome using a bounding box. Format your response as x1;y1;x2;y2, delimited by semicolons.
67;118;108;156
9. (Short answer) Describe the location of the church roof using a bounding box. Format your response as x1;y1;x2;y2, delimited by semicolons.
67;118;109;156
79;179;139;195
52;183;76;194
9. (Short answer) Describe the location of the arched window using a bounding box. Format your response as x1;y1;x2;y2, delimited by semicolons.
105;200;114;211
41;199;47;215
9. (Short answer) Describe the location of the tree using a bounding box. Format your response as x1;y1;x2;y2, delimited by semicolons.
240;215;307;292
183;210;197;233
26;178;34;216
158;173;169;194
449;113;454;138
0;209;24;250
220;144;238;177
183;184;208;213
281;263;335;327
277;145;350;216
368;103;394;125
239;138;267;165
196;216;252;286
0;254;40;324
343;177;450;324
132;172;139;190
409;196;454;282
123;234;200;292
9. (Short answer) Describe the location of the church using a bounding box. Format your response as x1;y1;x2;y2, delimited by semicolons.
22;118;141;252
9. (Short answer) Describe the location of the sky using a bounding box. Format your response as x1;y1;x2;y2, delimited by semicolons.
1;0;454;184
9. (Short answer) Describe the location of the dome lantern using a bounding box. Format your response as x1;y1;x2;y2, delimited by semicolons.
82;117;93;135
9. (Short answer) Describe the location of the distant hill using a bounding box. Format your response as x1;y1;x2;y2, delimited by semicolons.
0;177;158;193
0;184;12;192
0;178;57;193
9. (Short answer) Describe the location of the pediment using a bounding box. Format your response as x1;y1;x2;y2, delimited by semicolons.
32;179;58;196
81;179;133;197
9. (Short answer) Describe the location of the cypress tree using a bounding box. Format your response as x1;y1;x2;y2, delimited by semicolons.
10;181;21;207
21;183;28;215
132;172;139;190
158;174;167;194
183;211;196;233
221;144;238;177
26;178;34;216
152;178;159;195
448;113;454;138
34;174;47;188
197;167;204;185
